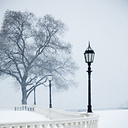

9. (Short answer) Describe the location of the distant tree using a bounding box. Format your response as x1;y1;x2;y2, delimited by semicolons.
0;10;78;105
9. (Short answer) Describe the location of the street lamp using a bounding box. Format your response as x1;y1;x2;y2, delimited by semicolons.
34;84;36;105
84;42;95;113
47;74;53;108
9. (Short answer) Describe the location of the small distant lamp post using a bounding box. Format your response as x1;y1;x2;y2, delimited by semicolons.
34;83;36;105
84;42;95;113
48;74;53;108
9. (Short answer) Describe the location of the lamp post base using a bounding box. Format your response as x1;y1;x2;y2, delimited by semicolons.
49;104;52;108
87;105;92;113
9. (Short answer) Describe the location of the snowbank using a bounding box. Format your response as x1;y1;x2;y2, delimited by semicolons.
0;111;49;124
95;109;128;128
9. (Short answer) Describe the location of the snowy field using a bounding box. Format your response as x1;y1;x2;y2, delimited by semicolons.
95;109;128;128
0;111;49;123
0;109;128;128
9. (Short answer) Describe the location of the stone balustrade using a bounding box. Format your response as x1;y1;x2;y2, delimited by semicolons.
0;105;99;128
0;105;34;111
14;105;34;111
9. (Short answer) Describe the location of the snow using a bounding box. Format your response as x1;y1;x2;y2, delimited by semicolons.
0;109;128;128
0;111;50;124
95;109;128;128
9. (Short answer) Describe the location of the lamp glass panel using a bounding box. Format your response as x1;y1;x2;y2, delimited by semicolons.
91;53;95;62
48;75;52;81
88;53;92;62
85;54;88;62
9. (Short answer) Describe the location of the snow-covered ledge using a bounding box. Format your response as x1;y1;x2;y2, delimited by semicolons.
0;105;99;128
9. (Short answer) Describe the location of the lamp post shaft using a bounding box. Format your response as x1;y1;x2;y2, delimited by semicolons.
49;80;52;108
34;86;36;105
87;62;92;112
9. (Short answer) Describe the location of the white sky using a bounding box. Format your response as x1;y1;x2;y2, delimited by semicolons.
0;0;128;110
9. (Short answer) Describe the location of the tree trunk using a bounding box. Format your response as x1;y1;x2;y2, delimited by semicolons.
21;84;27;105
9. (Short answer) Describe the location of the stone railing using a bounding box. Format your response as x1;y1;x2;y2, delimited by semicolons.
14;105;34;111
34;105;82;119
0;105;34;111
0;105;99;128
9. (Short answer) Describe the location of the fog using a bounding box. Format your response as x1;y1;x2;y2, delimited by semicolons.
0;0;128;110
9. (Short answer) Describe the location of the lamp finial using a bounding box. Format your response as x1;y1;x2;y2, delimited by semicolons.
88;41;90;47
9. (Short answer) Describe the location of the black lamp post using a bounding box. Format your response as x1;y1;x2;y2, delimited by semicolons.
34;84;36;105
84;42;95;113
48;74;53;108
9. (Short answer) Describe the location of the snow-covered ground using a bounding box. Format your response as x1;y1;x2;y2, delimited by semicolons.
0;111;49;124
95;109;128;128
0;109;128;128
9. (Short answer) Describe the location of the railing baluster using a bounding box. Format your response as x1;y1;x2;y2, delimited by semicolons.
56;124;60;128
86;121;90;128
14;126;19;128
42;125;47;128
62;123;65;128
63;123;69;128
49;124;55;128
21;125;27;128
27;125;33;128
93;120;98;128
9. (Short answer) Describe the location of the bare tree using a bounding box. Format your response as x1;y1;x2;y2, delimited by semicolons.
0;10;78;105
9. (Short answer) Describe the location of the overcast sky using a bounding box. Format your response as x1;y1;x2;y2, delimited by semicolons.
0;0;128;110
